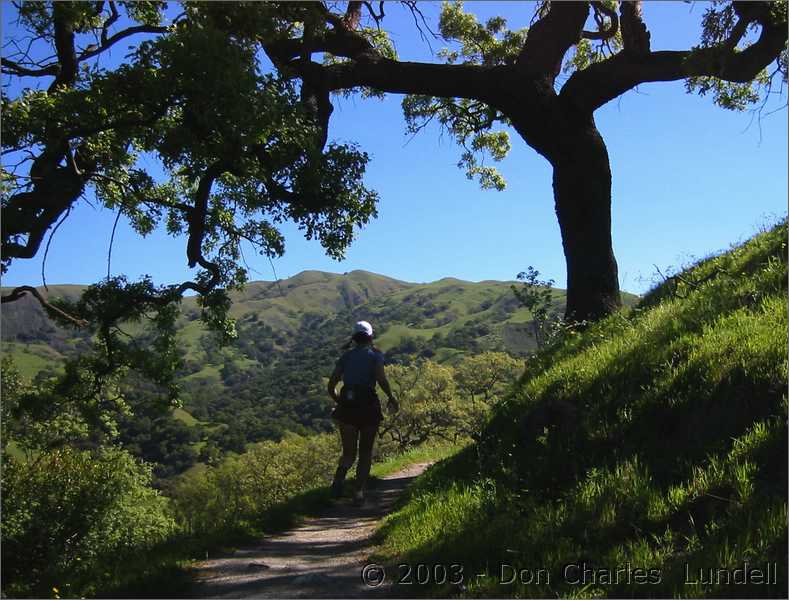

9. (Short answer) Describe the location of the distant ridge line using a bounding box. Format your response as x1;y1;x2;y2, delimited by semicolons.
2;270;552;291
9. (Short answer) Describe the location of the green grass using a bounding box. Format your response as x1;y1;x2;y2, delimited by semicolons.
372;440;467;478
371;220;788;598
172;407;200;427
182;363;223;383
377;323;438;347
2;342;65;378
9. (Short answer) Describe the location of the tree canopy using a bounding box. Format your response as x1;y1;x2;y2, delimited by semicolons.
2;1;382;430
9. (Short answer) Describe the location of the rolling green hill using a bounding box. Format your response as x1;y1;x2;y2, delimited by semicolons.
2;270;637;475
2;269;639;373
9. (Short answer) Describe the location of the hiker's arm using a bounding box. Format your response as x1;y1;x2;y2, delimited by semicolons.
328;364;342;403
375;363;399;412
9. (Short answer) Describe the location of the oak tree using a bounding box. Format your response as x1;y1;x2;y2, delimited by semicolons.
255;0;787;321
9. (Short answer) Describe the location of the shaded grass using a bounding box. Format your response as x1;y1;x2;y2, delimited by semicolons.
373;220;788;598
372;440;466;479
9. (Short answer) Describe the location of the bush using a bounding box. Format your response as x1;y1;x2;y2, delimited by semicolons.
379;353;522;454
169;433;339;539
1;446;175;598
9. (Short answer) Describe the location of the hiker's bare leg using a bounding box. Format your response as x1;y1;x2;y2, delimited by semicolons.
333;421;359;491
356;425;378;492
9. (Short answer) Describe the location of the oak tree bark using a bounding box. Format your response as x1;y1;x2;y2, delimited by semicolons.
551;120;621;321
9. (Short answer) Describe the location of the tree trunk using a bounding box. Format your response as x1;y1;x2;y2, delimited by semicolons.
551;120;622;322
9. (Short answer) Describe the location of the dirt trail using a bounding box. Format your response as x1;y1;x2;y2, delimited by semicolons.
190;462;431;599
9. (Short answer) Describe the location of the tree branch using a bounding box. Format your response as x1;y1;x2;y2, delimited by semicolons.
265;23;376;66
1;58;59;77
107;209;122;280
89;172;192;213
49;2;79;91
561;12;787;113
619;0;650;55
363;1;385;28
41;206;71;291
186;162;227;269
343;1;363;30
172;161;230;297
1;286;88;327
724;16;750;52
264;3;492;102
305;57;504;103
2;180;81;266
517;1;589;80
4;7;171;79
100;1;120;46
2;139;93;269
77;23;170;63
582;1;619;41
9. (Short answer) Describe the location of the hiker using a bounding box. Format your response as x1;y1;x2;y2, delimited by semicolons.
327;320;399;505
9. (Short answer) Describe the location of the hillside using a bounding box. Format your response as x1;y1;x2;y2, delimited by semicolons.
1;272;412;378
0;270;556;370
372;222;788;597
2;270;639;373
3;270;638;475
2;270;642;380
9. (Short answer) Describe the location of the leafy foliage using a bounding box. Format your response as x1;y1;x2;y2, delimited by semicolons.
168;433;338;538
4;278;186;449
401;2;523;191
686;0;787;111
2;446;175;598
380;352;522;453
511;266;564;349
2;2;381;443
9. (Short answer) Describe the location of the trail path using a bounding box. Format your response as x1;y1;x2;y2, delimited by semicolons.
190;462;431;599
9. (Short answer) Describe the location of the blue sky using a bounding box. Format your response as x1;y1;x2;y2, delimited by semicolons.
2;2;787;295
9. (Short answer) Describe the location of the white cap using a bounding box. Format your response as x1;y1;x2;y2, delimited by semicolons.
353;320;373;337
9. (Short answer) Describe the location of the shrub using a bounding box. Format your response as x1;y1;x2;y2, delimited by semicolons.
1;446;175;598
169;432;339;539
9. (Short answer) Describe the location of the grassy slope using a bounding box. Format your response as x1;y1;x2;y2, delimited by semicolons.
1;342;65;378
172;407;200;427
372;222;787;598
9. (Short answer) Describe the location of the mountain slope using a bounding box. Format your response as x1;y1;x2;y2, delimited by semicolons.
3;269;628;371
1;269;638;465
206;270;413;330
